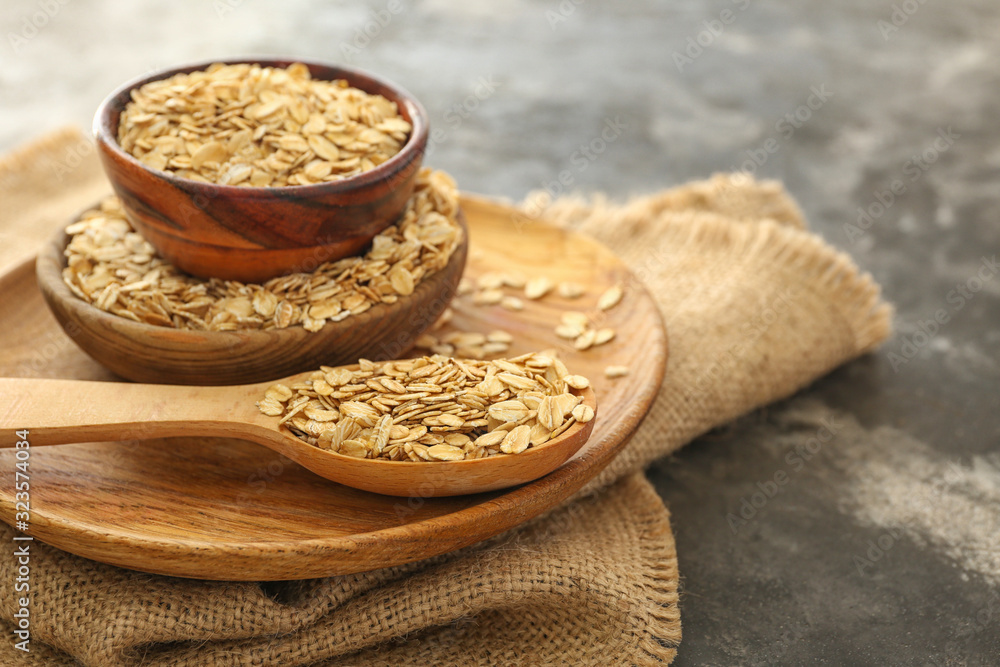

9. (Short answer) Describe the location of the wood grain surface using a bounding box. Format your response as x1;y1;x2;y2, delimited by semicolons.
0;195;668;580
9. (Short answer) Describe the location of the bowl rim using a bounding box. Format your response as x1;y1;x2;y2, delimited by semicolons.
93;56;429;195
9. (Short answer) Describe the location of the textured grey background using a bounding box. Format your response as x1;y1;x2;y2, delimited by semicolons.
1;1;998;664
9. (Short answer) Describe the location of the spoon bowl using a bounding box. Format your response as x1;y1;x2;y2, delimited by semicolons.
0;369;596;497
35;216;467;385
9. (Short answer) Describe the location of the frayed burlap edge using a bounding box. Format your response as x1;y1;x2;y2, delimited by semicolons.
519;182;891;495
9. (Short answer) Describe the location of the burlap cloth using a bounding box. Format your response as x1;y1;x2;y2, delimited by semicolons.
0;128;891;666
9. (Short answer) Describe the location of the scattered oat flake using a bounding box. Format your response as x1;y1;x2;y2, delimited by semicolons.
557;282;586;299
473;289;504;306
456;277;475;295
604;365;629;378
445;331;486;347
487;330;513;344
555;323;583;339
256;397;284;416
482;342;510;355
574;329;597;351
502;273;526;289
598;285;624;311
524;277;554;300
415;334;438;349
561;312;590;328
594;328;616;346
500;296;524;311
265;384;293;402
476;273;505;290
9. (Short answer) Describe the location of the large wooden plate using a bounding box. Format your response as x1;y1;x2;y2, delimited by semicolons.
0;196;667;581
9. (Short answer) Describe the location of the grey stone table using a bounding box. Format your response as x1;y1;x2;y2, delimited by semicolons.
1;1;997;664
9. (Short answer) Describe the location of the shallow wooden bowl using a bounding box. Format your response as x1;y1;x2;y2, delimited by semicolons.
34;216;467;385
94;58;429;282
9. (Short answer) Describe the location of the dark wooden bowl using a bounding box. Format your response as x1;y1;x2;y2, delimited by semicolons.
93;58;429;283
35;214;467;385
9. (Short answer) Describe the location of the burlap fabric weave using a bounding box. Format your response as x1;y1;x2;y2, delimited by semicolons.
0;128;891;666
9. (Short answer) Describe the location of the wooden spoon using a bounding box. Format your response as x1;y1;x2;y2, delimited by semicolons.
0;372;596;497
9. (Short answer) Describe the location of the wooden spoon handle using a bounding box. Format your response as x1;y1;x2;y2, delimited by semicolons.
0;378;261;447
